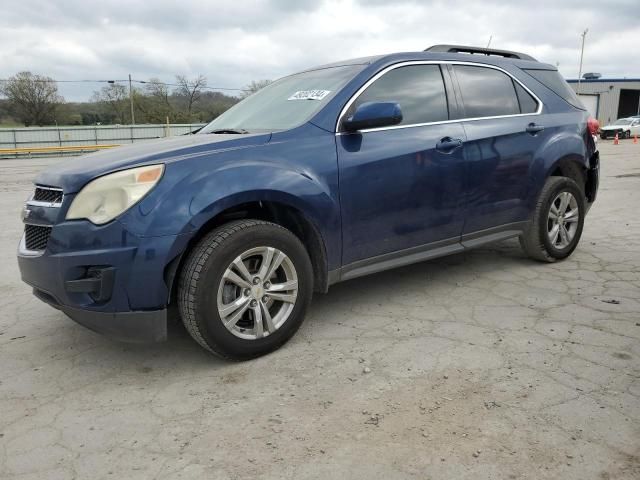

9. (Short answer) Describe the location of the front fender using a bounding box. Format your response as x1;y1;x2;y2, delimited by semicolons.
118;128;341;269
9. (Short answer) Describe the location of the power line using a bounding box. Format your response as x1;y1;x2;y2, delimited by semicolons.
0;77;247;91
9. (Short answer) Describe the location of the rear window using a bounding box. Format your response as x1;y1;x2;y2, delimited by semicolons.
453;65;521;118
523;69;585;110
514;82;538;114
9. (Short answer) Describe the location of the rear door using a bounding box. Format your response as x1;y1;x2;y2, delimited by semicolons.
450;64;547;235
337;63;467;265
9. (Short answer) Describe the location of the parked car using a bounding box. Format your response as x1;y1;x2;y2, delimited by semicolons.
600;117;640;139
18;44;599;360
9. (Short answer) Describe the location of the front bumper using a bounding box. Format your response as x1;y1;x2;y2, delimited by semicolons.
600;129;623;138
33;287;167;342
17;216;190;343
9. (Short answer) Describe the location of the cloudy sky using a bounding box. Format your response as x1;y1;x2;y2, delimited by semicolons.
2;0;639;101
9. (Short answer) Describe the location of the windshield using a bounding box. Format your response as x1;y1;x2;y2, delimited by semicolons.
614;118;632;125
199;65;362;133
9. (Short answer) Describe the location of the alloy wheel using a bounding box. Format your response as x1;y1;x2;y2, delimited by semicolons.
547;191;579;249
216;246;298;340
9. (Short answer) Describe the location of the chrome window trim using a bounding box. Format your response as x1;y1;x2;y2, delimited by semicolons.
335;60;543;135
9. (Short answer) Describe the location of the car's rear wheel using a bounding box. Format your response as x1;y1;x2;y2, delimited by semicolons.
520;176;585;262
178;220;313;360
625;130;631;139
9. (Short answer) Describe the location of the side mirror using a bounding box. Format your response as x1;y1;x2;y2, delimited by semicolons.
342;101;403;132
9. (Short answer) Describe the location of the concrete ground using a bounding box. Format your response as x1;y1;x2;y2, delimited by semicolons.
0;141;638;480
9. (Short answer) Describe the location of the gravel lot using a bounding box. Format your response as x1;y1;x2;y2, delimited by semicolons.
1;141;639;480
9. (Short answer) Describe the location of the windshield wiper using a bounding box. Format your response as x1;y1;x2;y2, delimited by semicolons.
208;128;249;135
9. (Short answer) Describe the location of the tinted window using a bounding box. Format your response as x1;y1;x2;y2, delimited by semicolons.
524;69;585;110
348;65;449;126
514;81;538;114
454;65;520;118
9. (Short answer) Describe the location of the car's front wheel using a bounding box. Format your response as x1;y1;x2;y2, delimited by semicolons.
178;220;313;360
520;176;585;262
625;130;631;139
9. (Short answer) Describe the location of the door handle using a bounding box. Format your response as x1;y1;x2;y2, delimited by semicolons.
526;123;545;135
436;137;463;153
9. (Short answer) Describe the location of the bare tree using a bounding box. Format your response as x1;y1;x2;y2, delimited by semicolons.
138;78;173;122
92;83;128;124
239;79;272;99
176;75;207;121
145;78;171;107
0;72;64;126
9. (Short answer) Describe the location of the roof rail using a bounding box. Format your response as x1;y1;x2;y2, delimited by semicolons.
425;44;536;61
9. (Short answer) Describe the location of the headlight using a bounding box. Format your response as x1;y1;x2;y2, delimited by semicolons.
66;164;164;224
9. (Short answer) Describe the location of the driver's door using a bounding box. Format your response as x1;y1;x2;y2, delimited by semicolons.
337;64;467;266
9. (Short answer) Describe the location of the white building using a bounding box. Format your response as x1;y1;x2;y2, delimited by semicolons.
568;78;640;125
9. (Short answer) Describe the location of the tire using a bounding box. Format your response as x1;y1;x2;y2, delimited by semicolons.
178;220;313;360
625;130;631;139
600;133;606;140
520;176;585;263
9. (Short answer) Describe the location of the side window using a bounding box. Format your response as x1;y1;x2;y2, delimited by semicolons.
348;65;449;126
514;81;538;114
453;65;521;118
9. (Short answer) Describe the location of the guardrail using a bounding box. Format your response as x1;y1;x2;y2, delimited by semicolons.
0;144;120;157
0;123;205;158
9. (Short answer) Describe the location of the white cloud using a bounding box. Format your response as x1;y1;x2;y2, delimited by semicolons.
1;0;638;101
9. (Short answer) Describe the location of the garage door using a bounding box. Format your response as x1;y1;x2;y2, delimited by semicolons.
577;94;599;118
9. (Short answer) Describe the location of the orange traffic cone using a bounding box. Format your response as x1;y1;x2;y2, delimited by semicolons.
634;134;638;144
614;133;619;145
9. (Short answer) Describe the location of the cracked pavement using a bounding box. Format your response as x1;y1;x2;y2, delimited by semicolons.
0;142;639;479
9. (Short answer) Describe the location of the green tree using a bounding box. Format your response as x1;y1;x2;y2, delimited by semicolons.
0;71;64;126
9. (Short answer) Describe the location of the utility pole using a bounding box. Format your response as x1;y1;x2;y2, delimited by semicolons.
577;29;588;94
128;74;135;125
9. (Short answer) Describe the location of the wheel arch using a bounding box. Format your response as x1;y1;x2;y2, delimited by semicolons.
164;197;331;305
548;154;587;190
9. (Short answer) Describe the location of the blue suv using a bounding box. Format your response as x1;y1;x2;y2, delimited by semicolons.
18;45;599;359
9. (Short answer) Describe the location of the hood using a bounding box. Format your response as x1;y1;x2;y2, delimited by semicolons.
36;132;271;193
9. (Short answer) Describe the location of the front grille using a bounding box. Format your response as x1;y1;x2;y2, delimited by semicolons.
24;224;52;251
33;187;63;204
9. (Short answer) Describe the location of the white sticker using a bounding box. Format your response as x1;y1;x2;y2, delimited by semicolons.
287;90;331;101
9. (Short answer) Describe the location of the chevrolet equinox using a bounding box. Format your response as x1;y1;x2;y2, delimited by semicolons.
18;45;600;359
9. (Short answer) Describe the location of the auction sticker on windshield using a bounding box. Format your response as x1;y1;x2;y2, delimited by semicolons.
287;90;331;100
